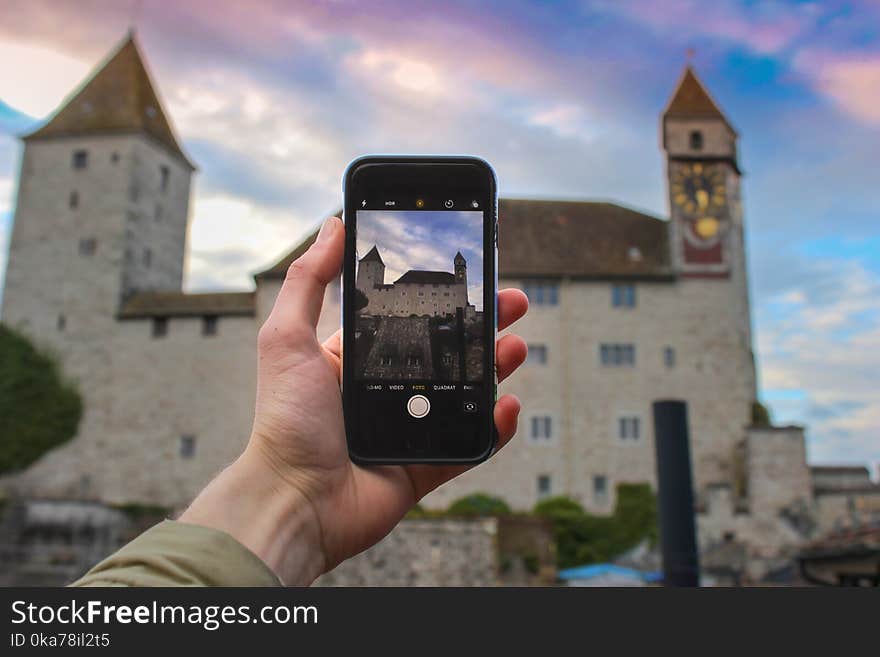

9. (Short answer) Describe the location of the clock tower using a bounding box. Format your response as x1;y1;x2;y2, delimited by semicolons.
662;66;741;277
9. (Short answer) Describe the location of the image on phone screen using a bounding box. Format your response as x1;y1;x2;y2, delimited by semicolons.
353;210;484;383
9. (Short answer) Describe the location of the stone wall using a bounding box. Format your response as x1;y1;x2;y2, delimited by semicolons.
0;499;145;586
315;518;499;587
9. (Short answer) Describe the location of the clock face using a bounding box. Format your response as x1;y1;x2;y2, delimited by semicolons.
671;163;727;243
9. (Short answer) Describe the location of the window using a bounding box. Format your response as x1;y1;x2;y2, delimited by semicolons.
202;316;218;337
143;248;152;268
689;130;703;151
530;415;553;442
618;416;641;440
180;435;196;459
407;354;422;367
593;475;608;503
522;281;559;306
380;354;393;366
527;344;547;365
72;150;88;169
78;238;96;256
664;346;676;369
611;284;636;308
442;352;453;366
111;152;120;164
69;190;79;210
600;343;635;367
57;314;66;331
537;475;552;499
152;317;168;338
160;165;170;192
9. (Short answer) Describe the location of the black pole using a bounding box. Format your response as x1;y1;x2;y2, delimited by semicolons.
652;400;700;587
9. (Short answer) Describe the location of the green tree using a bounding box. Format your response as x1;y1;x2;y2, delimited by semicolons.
0;324;82;474
447;492;511;517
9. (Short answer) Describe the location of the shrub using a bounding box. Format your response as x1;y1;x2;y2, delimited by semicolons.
751;400;772;427
0;324;82;474
534;484;657;568
447;492;511;517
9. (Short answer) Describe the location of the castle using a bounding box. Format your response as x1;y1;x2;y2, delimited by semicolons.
2;34;877;576
356;246;475;319
354;246;483;381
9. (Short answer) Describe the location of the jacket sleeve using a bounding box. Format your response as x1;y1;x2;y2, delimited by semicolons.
70;519;281;587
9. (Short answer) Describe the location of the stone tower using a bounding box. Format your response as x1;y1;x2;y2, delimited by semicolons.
356;245;385;289
454;251;467;288
662;65;741;279
1;33;194;342
661;65;758;481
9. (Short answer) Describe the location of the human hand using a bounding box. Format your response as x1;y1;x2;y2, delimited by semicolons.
180;216;528;585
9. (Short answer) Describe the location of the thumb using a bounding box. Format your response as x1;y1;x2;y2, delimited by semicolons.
270;216;344;334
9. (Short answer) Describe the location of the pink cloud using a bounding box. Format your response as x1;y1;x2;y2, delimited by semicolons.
796;50;880;125
596;0;814;54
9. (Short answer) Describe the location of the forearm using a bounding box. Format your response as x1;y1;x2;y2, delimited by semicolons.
178;446;326;586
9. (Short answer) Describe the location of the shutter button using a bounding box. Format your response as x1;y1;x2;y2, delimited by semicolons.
407;395;430;418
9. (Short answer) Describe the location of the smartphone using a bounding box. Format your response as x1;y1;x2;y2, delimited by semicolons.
342;155;498;464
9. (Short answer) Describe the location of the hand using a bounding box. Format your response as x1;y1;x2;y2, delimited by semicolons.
180;216;528;585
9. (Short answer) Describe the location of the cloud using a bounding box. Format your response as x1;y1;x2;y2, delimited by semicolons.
592;0;816;55
0;40;89;117
794;50;880;125
756;257;880;470
186;194;320;291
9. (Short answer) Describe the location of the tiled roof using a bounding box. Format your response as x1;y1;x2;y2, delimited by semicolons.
25;33;193;168
811;465;871;475
255;200;671;281
118;291;255;318
663;65;735;132
498;199;671;279
394;270;456;285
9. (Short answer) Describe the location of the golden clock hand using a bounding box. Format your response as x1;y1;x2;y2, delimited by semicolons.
696;189;709;210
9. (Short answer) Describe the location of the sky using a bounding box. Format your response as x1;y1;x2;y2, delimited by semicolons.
356;210;484;309
0;0;877;472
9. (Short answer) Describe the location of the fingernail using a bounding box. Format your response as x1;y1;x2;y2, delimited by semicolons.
317;217;337;244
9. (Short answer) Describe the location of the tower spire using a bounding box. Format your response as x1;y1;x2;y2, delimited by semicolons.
663;65;734;133
24;33;193;168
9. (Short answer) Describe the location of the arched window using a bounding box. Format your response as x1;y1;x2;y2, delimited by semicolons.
689;130;703;151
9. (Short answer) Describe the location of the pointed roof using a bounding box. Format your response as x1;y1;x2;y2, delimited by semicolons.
454;250;465;262
25;33;193;168
360;245;384;264
663;66;735;133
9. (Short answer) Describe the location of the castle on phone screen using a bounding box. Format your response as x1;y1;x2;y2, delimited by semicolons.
2;33;877;581
356;246;475;320
354;246;482;380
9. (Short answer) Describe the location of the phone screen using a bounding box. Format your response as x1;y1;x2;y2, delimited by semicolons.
343;158;496;463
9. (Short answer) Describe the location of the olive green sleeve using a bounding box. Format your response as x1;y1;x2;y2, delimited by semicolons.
70;519;281;587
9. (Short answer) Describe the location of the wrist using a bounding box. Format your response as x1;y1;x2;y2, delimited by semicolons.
179;445;325;586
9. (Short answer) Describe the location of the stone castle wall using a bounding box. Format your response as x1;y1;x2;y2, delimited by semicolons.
362;281;468;317
315;519;499;587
